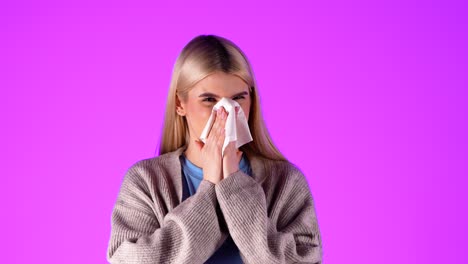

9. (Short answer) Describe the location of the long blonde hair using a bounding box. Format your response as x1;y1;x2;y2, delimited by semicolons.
158;35;286;161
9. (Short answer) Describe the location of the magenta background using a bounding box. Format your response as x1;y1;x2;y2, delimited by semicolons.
2;0;467;263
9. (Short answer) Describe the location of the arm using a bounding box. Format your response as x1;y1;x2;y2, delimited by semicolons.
215;167;323;264
107;164;227;264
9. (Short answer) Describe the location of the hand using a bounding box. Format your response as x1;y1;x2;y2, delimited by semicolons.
223;107;243;179
195;107;227;184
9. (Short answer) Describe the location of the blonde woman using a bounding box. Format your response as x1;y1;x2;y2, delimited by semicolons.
107;35;323;264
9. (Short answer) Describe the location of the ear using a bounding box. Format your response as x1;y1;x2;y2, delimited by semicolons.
175;93;187;116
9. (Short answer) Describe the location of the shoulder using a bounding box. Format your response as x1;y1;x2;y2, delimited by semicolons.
251;155;311;191
127;151;177;175
120;149;183;191
264;157;308;181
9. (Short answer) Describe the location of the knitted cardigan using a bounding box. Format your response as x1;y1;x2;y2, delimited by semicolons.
106;146;323;263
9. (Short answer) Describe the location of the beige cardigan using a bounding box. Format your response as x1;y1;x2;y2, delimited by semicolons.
106;146;323;263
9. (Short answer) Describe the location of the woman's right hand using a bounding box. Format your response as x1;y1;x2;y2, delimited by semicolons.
195;107;227;184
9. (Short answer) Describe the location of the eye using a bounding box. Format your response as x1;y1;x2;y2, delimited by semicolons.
202;97;217;103
233;95;245;100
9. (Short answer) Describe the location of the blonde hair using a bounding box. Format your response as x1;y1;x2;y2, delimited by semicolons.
159;35;286;161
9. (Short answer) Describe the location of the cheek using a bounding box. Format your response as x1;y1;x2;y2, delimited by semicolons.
187;104;213;131
200;110;212;126
240;104;250;121
242;98;252;120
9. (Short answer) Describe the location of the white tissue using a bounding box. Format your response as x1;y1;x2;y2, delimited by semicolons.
199;97;253;156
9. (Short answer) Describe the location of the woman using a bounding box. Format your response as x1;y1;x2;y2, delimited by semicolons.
107;35;323;264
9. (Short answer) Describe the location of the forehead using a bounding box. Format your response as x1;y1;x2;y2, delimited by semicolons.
191;72;249;94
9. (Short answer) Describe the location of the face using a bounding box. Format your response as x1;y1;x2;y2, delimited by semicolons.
176;71;252;143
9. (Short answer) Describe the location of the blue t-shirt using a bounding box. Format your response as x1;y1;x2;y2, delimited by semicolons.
179;153;252;264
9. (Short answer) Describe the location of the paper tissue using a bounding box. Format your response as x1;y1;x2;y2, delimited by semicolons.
199;97;253;156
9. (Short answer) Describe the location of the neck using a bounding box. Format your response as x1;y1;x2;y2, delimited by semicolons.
184;141;204;168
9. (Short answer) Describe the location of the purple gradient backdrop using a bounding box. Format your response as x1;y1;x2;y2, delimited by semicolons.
2;0;467;263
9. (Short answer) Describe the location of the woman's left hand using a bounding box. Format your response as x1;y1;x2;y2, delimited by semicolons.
223;141;243;179
222;107;243;179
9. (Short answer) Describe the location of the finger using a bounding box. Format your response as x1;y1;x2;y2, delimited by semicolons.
215;109;227;148
217;126;225;149
194;139;204;151
206;108;219;140
237;151;243;164
223;140;232;153
223;141;237;157
208;108;223;145
213;108;225;135
219;107;227;128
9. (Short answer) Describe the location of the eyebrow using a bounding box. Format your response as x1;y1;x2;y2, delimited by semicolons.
198;91;249;98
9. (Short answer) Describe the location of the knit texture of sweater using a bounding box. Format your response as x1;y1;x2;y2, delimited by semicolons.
180;152;251;263
106;146;323;264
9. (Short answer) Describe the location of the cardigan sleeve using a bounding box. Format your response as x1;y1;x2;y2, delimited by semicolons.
215;166;323;264
106;164;227;264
